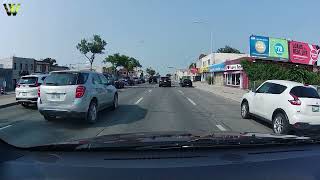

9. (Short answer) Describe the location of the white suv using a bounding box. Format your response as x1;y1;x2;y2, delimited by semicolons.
37;71;118;123
15;74;48;107
241;80;320;134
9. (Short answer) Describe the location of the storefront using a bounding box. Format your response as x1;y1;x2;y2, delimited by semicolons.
224;58;249;89
209;62;225;86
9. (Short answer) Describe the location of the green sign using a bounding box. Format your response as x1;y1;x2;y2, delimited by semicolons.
269;38;289;60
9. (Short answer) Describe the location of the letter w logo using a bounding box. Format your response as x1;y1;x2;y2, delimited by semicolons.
3;4;21;16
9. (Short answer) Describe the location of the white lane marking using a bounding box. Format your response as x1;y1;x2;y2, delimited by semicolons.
0;124;12;131
186;97;196;106
148;89;152;93
216;125;227;131
178;90;184;95
135;97;144;104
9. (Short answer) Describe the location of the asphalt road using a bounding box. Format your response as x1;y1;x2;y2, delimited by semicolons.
0;83;272;147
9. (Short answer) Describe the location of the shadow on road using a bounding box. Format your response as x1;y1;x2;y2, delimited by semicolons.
46;105;147;129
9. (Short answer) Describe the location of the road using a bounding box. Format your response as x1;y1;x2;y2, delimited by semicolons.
0;82;272;147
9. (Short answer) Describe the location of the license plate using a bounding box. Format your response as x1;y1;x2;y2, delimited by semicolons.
22;92;27;96
51;94;60;99
312;106;320;112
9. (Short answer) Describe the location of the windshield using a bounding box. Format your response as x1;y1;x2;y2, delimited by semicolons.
2;1;320;150
44;72;88;86
19;77;37;84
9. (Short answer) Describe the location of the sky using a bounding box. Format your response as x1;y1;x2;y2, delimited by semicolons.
0;0;319;74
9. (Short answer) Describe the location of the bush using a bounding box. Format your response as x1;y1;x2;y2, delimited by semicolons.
206;76;214;85
241;60;320;85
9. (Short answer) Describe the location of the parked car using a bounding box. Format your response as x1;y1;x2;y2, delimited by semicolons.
180;79;192;87
140;78;146;83
149;76;157;84
241;80;320;134
15;74;49;107
133;77;140;84
159;76;171;87
37;71;118;123
123;76;134;86
114;77;125;89
103;74;124;89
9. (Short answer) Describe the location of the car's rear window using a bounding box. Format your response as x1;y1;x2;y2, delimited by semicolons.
19;77;37;84
290;86;320;99
183;79;191;82
45;72;89;86
161;77;169;80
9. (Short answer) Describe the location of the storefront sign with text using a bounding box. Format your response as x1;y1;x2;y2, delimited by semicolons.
225;64;242;71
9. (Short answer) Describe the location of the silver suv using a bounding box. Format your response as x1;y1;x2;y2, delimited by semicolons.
37;71;118;123
16;74;48;107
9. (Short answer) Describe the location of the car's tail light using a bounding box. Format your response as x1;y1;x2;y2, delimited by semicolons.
37;87;40;97
288;93;301;106
75;86;86;98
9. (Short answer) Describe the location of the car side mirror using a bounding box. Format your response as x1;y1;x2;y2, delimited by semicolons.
251;88;256;93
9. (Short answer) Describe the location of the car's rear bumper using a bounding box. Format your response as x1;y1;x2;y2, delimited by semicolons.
39;109;86;118
159;82;171;86
16;97;38;103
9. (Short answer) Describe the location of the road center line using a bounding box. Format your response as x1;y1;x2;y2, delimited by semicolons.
135;97;144;104
178;90;184;95
186;97;196;106
216;125;227;131
0;124;12;131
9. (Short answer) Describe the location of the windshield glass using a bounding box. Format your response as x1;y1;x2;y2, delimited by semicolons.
2;1;320;150
19;77;37;84
45;72;88;86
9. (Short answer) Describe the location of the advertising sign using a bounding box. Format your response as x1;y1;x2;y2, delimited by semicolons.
289;41;320;66
225;64;242;71
250;35;269;57
209;63;225;72
269;38;289;60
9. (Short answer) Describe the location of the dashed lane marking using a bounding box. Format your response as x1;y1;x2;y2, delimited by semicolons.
178;90;184;95
135;97;144;104
216;125;227;131
186;97;196;106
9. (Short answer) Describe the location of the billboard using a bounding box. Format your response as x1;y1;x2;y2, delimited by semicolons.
250;35;269;57
209;63;225;72
289;41;320;66
269;38;289;60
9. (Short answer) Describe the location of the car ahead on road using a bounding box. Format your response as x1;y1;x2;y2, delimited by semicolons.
103;74;124;89
159;77;171;87
180;79;192;87
133;77;141;84
15;74;48;107
149;76;157;84
37;71;118;123
241;80;320;134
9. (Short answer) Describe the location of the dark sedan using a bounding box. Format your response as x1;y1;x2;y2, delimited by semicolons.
180;79;192;87
159;77;171;87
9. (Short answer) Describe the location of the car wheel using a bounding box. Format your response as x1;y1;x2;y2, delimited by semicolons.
86;100;98;124
272;112;290;135
44;115;56;121
241;101;250;119
111;94;118;111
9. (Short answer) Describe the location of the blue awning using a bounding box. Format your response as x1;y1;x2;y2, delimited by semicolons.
209;62;225;72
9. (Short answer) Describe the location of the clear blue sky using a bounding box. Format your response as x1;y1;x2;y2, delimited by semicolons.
0;0;319;74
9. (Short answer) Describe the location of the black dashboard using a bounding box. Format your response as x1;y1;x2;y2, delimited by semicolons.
1;142;320;180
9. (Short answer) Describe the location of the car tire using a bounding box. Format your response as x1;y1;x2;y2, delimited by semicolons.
272;112;290;135
111;94;118;111
44;115;56;121
241;101;250;119
86;100;98;124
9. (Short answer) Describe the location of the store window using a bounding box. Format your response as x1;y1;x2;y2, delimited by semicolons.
226;73;241;86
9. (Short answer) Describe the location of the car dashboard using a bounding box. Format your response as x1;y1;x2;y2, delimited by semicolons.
2;141;320;180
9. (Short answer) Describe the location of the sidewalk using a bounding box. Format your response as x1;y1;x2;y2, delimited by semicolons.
193;82;248;103
0;93;17;109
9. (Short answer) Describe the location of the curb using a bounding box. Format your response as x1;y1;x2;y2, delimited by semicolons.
194;86;242;103
0;102;18;109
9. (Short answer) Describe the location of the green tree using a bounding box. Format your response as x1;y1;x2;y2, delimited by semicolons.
217;45;241;54
104;53;142;73
42;58;57;66
189;62;196;69
146;68;156;76
76;35;107;70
